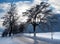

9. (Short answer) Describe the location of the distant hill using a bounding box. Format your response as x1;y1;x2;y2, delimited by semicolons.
24;14;60;33
0;28;4;32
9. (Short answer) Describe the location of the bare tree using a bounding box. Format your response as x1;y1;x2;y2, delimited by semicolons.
23;2;58;40
18;23;26;33
1;3;19;37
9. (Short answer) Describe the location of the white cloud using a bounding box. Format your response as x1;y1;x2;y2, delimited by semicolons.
33;0;60;13
0;0;60;28
15;0;60;23
0;3;10;11
0;19;4;28
16;1;32;16
0;3;11;18
15;1;32;23
48;0;60;13
32;0;41;5
0;1;32;27
0;3;11;28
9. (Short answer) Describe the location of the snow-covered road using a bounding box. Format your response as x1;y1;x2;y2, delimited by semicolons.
0;34;60;44
0;36;54;44
0;32;60;44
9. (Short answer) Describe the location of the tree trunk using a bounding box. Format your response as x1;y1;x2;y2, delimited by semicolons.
33;25;37;44
9;25;12;36
51;32;53;40
33;24;36;37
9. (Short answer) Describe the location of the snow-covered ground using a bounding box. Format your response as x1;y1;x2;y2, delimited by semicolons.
0;32;60;44
23;32;60;40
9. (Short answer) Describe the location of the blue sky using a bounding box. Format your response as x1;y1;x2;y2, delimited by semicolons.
0;0;34;28
0;0;60;28
0;0;33;3
0;9;4;13
0;0;33;13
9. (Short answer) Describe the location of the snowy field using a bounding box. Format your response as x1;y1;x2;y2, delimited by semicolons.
0;32;60;44
23;32;60;40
